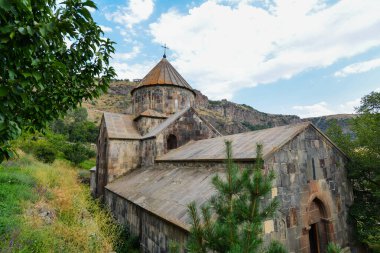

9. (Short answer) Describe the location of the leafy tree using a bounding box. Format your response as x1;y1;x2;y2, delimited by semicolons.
327;91;380;249
50;107;98;143
33;139;57;163
0;0;116;162
187;141;285;253
63;142;94;165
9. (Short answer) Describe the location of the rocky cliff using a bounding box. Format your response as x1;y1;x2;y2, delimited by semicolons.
83;81;354;135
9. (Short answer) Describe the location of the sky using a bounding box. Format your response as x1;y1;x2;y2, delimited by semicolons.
90;0;380;118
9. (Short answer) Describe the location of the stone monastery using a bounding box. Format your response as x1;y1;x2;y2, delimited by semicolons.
91;55;354;253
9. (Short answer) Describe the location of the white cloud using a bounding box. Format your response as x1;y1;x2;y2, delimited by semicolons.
334;58;380;77
150;0;380;99
105;0;154;29
293;102;334;118
99;25;113;33
293;98;360;118
338;98;361;114
111;61;152;80
113;46;141;60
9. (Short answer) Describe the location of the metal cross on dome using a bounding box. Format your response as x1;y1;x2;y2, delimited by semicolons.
162;44;169;58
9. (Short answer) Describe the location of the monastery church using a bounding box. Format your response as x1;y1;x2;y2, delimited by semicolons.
91;55;354;253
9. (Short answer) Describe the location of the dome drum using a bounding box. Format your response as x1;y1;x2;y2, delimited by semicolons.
133;85;195;115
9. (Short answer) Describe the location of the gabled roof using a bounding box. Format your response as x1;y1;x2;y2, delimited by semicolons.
103;112;141;140
157;122;312;161
142;107;221;139
106;166;221;231
131;58;194;94
143;107;192;139
134;109;168;120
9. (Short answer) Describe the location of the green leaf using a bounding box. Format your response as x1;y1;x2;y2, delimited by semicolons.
21;72;32;78
18;27;26;35
8;70;15;80
83;0;97;9
26;26;33;35
0;87;8;97
9;31;15;39
0;0;11;11
32;72;42;81
39;26;46;36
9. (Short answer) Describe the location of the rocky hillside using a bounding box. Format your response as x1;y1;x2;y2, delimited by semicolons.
83;81;354;135
304;114;356;134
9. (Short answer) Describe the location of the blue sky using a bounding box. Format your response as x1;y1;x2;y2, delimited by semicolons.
90;0;380;118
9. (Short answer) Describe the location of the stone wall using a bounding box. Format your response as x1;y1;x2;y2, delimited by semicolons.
263;126;353;253
140;138;156;167
132;86;195;116
135;116;166;136
154;109;220;157
107;139;140;182
138;109;220;168
96;119;108;196
105;189;189;253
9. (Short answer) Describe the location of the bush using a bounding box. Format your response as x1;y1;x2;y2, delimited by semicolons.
33;140;57;164
68;121;98;143
267;241;288;253
63;143;95;165
326;243;342;253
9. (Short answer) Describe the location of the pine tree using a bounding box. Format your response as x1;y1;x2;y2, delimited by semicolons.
187;141;285;253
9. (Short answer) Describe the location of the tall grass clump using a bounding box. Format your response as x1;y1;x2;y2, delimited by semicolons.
0;152;123;252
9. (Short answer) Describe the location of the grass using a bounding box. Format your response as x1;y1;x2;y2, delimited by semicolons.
0;152;123;252
79;158;96;170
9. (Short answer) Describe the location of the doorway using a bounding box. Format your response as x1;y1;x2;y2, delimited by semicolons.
308;198;329;253
309;223;319;253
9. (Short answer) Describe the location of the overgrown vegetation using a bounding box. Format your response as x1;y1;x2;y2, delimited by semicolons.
186;142;286;253
0;0;115;162
326;91;380;251
0;153;137;252
14;108;97;167
326;242;343;253
242;121;271;131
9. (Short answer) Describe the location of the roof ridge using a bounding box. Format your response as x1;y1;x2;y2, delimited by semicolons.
142;107;192;139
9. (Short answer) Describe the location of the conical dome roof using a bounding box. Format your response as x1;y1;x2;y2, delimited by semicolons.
132;57;194;93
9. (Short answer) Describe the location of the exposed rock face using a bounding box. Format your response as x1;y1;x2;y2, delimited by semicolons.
85;81;355;135
303;114;356;135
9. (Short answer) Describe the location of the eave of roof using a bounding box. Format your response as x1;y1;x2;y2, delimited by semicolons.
134;109;168;121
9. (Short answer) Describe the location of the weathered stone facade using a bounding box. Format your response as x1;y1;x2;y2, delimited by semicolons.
261;126;353;253
104;189;189;253
93;57;354;253
135;116;166;136
103;125;354;253
132;85;195;115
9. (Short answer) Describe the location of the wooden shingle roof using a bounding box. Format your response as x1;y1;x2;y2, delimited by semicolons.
106;166;222;231
103;112;141;140
131;58;194;94
157;122;311;161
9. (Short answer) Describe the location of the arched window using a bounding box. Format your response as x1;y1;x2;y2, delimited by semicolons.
167;134;177;150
